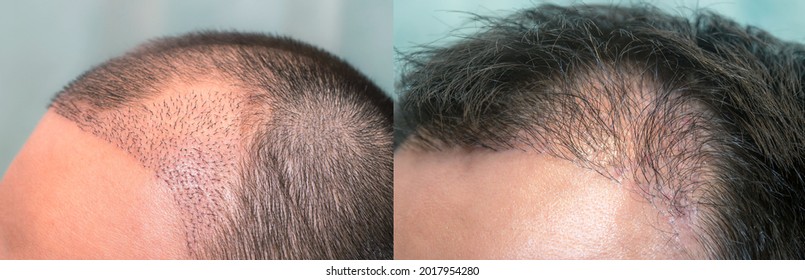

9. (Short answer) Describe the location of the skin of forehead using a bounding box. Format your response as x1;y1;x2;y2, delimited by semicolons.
0;111;186;259
394;147;692;259
73;78;251;255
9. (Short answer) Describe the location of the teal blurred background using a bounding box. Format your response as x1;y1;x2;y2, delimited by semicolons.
0;0;391;173
3;0;804;174
394;0;805;95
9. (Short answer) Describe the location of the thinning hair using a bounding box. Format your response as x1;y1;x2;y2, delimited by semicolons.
396;4;805;259
50;31;393;259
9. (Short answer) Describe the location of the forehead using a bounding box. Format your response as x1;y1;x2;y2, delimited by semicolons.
394;147;688;259
0;112;185;258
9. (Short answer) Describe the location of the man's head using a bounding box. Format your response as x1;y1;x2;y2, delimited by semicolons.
0;32;393;259
395;4;805;259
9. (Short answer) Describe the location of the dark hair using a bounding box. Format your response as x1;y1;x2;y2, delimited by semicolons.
50;31;393;259
396;4;805;259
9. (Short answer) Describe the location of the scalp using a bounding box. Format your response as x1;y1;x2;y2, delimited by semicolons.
51;32;393;258
397;4;805;258
53;70;253;252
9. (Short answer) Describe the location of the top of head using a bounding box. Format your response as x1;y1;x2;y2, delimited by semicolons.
50;31;394;259
396;4;805;259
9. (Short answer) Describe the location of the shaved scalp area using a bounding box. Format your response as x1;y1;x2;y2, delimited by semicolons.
57;88;246;251
51;32;393;259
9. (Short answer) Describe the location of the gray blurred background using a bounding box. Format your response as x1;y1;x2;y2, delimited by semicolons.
0;0;391;173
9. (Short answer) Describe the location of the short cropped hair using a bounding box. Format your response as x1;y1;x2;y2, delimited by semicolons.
51;31;393;259
396;4;805;259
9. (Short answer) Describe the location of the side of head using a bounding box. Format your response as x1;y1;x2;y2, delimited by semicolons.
395;4;805;259
0;32;392;259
